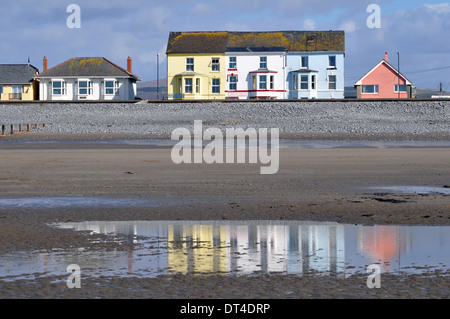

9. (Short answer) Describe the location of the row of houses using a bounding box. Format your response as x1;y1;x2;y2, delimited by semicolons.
0;30;416;102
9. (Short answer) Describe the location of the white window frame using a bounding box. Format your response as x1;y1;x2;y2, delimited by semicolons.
260;57;267;69
300;75;308;90
212;78;220;94
293;74;298;90
394;84;407;93
78;80;93;96
259;75;267;90
229;57;237;69
311;75;316;90
301;56;308;69
196;78;200;94
185;78;193;94
186;58;194;71
211;58;220;72
362;85;379;94
52;80;66;95
105;80;120;95
328;55;337;69
229;76;237;91
270;75;274;90
328;75;337;90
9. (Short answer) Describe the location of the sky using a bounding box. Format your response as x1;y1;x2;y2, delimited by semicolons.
1;0;449;89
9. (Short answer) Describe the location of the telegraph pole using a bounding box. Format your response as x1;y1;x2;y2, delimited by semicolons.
397;52;400;99
157;54;160;100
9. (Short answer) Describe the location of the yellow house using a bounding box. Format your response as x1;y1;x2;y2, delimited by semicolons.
166;32;227;100
0;64;39;101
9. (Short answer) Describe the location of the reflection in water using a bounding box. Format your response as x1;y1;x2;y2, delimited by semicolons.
0;220;449;281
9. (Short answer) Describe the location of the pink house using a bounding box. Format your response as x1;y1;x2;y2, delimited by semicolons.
354;52;415;99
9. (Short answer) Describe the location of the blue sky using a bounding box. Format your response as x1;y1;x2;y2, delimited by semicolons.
1;0;449;89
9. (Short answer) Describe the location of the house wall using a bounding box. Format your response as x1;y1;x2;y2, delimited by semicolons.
0;83;36;101
225;52;286;99
38;78;135;101
286;52;345;99
359;62;408;99
167;53;226;100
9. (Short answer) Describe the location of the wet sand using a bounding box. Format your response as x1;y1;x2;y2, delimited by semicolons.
0;139;449;299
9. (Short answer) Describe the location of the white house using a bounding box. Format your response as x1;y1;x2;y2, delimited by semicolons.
35;57;141;101
225;50;287;100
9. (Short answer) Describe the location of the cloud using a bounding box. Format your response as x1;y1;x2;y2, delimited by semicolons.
339;20;356;33
424;2;450;14
302;19;316;30
191;3;213;16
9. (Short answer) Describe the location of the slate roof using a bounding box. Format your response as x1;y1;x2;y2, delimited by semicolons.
0;64;39;85
166;31;345;54
36;57;141;80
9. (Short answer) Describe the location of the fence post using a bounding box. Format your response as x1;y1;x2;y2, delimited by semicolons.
1;125;5;136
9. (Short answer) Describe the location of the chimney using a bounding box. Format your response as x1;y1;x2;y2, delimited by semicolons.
127;56;132;73
43;56;48;72
384;52;389;62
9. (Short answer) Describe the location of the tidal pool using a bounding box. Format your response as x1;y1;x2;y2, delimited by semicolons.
0;220;449;282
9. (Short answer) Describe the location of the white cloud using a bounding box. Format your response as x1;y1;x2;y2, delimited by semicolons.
339;20;356;33
191;3;212;16
424;2;450;14
302;19;316;30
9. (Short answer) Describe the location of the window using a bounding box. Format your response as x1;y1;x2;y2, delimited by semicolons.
328;56;336;68
212;78;220;94
52;81;66;95
211;58;220;71
196;78;200;94
186;58;194;71
301;56;308;69
362;85;379;94
0;85;3;94
293;74;298;90
311;75;316;90
395;84;407;92
229;76;237;91
300;75;308;90
185;78;193;94
270;76;274;90
260;57;267;69
78;80;93;95
105;80;119;95
252;76;256;90
229;57;237;69
328;75;337;90
259;75;267;90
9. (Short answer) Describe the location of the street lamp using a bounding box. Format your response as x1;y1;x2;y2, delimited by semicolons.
397;52;400;99
157;54;160;100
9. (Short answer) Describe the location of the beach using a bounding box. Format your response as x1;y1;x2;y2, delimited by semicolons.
0;101;449;299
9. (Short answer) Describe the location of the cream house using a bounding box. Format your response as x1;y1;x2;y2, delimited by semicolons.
35;56;141;101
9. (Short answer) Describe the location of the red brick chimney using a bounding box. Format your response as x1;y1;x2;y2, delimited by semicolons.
384;52;389;62
127;56;132;73
43;56;48;72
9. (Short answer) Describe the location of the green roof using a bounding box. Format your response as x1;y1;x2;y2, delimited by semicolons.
36;57;141;80
166;31;345;54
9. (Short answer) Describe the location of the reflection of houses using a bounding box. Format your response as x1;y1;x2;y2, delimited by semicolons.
166;221;346;276
354;52;416;99
0;63;39;101
35;56;141;101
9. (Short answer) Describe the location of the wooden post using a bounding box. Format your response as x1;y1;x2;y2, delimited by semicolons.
19;124;23;133
43;123;46;128
11;124;14;135
1;125;5;136
27;124;31;132
35;123;38;129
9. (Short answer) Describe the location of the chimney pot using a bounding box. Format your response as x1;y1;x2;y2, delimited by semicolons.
127;56;132;73
43;56;48;72
384;52;389;62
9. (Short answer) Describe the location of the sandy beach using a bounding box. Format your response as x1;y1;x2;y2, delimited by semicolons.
0;136;449;299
